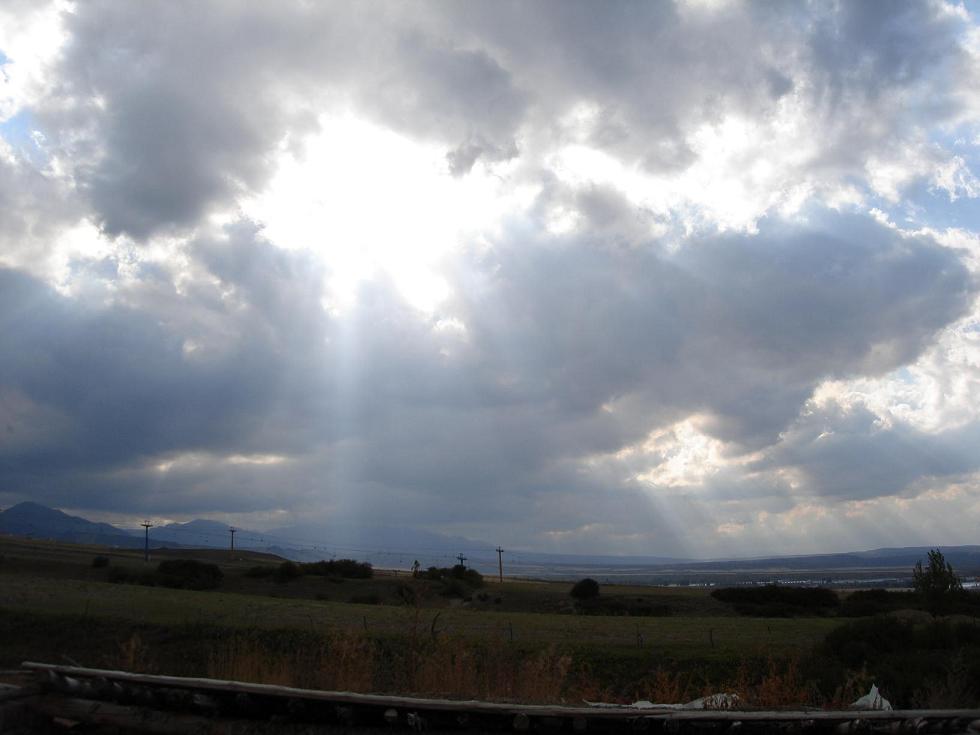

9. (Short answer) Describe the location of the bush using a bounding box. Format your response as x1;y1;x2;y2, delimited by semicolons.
156;559;223;590
393;583;417;605
299;559;373;579
107;567;133;584
711;585;839;617
439;579;471;599
348;593;382;605
449;564;483;588
420;565;484;589
840;589;910;617
817;616;980;706
570;578;600;600
913;549;964;616
274;561;303;583
245;565;275;578
839;587;980;618
91;555;110;568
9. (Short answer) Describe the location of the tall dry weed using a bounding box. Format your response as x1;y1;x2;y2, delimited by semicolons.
207;637;306;687
311;631;375;692
114;632;150;673
642;667;689;704
735;657;813;708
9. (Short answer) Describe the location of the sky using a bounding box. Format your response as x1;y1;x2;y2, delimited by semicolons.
1;1;979;559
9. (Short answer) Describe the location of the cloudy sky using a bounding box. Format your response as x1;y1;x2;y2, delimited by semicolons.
1;1;979;558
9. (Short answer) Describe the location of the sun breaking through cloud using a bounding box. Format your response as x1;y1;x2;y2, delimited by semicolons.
1;0;979;557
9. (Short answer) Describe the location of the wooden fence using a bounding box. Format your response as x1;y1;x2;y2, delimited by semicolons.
1;662;979;734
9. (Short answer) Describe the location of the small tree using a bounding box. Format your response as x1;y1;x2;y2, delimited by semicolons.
570;577;600;600
912;549;962;616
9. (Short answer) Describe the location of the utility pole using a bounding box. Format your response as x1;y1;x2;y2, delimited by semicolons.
141;521;153;563
229;527;237;556
496;546;505;583
456;553;467;568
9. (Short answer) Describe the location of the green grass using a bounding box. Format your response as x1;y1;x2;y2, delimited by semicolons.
0;572;838;661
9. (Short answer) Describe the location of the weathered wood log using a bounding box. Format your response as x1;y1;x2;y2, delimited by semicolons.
27;695;391;735
0;699;51;735
0;684;39;703
19;662;980;735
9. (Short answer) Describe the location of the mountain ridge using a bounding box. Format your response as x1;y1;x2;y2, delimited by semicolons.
2;502;978;575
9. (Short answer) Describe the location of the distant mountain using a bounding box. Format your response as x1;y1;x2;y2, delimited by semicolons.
151;519;251;547
627;546;980;574
3;502;978;578
0;501;146;548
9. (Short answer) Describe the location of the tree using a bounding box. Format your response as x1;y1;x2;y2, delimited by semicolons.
912;549;962;616
570;577;600;600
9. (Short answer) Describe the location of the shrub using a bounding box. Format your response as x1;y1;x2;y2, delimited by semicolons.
348;593;382;605
449;564;483;588
840;589;910;617
711;585;839;617
245;565;275;578
420;565;483;590
570;578;600;600
913;549;963;617
106;566;157;586
393;583;417;605
439;579;470;599
107;567;132;584
156;559;223;590
91;555;110;568
275;561;302;583
299;559;373;579
817;616;980;706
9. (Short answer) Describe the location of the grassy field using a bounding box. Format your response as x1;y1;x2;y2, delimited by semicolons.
0;535;837;659
2;536;977;707
0;573;838;658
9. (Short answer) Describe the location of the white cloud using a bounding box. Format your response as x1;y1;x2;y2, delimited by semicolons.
0;2;978;556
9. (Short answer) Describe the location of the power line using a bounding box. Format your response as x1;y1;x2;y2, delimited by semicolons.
121;520;514;571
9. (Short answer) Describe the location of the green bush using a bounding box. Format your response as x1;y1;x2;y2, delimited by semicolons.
244;565;275;578
393;583;417;605
91;555;110;568
348;593;382;605
439;579;471;599
274;561;302;583
817;616;980;707
299;559;373;579
156;559;223;590
840;587;980;617
913;549;964;617
570;578;600;600
420;565;484;588
711;585;839;617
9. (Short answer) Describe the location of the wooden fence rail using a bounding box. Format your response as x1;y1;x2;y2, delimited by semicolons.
1;662;978;734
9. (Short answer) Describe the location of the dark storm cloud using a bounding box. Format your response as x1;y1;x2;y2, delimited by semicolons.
1;209;972;529
451;211;974;450
752;401;980;501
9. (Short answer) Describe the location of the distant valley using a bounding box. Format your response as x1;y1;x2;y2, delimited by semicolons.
2;501;978;586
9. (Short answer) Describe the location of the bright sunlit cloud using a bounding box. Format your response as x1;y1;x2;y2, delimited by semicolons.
1;1;979;556
241;113;534;313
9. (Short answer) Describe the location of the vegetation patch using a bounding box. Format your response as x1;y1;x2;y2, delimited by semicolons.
299;558;374;579
711;585;840;617
107;559;223;590
417;565;484;598
816;615;980;707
